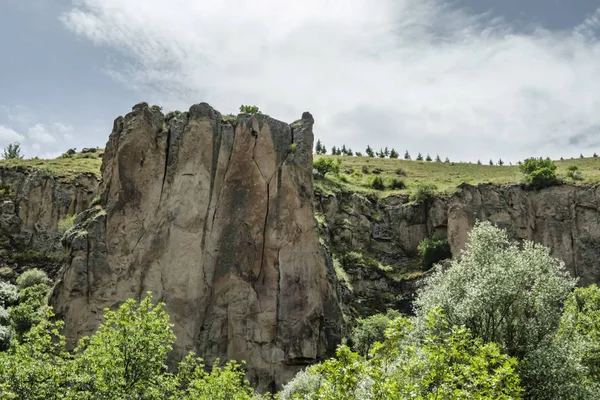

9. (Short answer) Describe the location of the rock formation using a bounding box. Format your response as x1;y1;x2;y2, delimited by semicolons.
50;103;343;391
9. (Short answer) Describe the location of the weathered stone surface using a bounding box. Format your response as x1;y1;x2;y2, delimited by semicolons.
448;183;600;285
51;103;343;391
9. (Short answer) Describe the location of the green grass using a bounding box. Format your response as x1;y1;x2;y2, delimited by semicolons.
315;155;600;196
0;150;103;182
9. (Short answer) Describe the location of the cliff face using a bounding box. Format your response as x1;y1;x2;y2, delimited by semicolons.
317;182;600;317
50;103;343;391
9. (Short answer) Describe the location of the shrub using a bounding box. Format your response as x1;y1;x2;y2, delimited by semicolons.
0;325;11;351
409;183;437;204
58;214;76;233
372;168;382;175
388;177;405;190
279;368;322;400
0;182;14;201
394;167;407;176
239;104;260;115
88;195;101;207
0;305;9;326
417;237;451;270
0;266;15;281
288;143;297;153
351;170;363;179
16;269;49;290
368;175;385;190
567;165;583;181
350;310;401;356
10;283;49;337
313;158;341;177
0;281;18;307
519;157;558;188
2;142;24;160
339;174;349;183
361;165;369;174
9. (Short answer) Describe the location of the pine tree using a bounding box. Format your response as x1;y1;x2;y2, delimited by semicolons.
445;157;450;163
384;147;390;157
404;150;411;160
580;153;585;158
341;144;347;156
425;154;432;162
416;153;423;161
477;159;482;165
315;140;323;155
347;148;354;156
594;153;598;158
489;159;494;165
389;148;399;159
435;154;441;162
331;146;337;155
366;145;375;157
498;159;504;166
378;148;386;158
321;145;327;155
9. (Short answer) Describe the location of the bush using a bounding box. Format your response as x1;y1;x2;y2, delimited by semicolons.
567;165;583;181
417;237;451;270
519;157;558;188
395;167;407;176
371;168;382;175
58;214;76;233
0;325;11;351
0;182;14;201
16;269;49;290
409;183;437;204
388;177;405;190
279;368;322;400
0;305;9;326
313;158;341;177
368;175;385;190
350;170;362;179
361;165;369;174
239;104;260;115
0;267;15;281
350;310;401;356
339;174;349;183
0;281;18;307
10;283;49;337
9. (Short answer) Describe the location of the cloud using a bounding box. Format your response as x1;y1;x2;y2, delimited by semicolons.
28;124;58;144
0;126;25;142
61;1;600;162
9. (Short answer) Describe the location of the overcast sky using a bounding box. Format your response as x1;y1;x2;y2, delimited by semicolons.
1;0;599;162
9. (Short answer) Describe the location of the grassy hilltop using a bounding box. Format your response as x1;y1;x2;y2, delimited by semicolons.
1;149;600;194
314;154;600;196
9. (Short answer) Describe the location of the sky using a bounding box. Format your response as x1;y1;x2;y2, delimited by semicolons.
1;0;600;162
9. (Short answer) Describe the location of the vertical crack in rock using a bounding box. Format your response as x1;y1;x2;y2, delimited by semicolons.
158;127;172;207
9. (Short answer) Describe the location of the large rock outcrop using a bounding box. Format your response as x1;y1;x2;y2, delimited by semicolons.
51;103;343;391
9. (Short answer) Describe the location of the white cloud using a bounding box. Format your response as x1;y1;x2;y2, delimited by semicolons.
61;1;600;162
0;126;25;142
28;124;57;144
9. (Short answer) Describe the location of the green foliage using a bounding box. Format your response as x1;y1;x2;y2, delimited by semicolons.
313;157;341;177
288;143;297;153
394;167;406;176
388;177;405;190
339;174;349;183
284;308;522;399
404;150;410;160
10;283;49;339
435;154;441;162
2;142;24;160
88;195;101;207
57;214;76;234
425;153;432;162
409;182;437;204
414;221;577;397
0;182;15;201
0;281;18;307
239;104;261;115
519;157;558;188
16;269;49;290
416;152;423;161
361;165;369;174
368;175;385;190
365;145;374;157
567;165;583;180
350;310;401;356
389;148;399;159
417;237;451;270
0;293;262;399
0;267;15;281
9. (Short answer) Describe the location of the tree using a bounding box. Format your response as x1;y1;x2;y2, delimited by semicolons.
331;146;337;156
315;139;323;155
409;183;436;204
341;144;347;156
581;153;585;158
347;148;354;157
498;159;504;166
355;152;363;157
414;221;577;397
350;310;401;357
321;144;327;155
239;104;260;115
365;145;374;157
425;154;432;162
416;153;423;161
2;142;23;160
418;237;451;270
489;159;494;165
404;150;411;160
313;158;341;177
445;157;450;163
435;154;441;162
383;147;390;157
477;159;482;165
378;148;385;158
389;149;399;159
594;153;598;158
519;157;558;188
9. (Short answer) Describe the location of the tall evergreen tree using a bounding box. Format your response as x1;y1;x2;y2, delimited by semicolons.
366;145;375;157
416;153;423;161
389;148;399;159
425;154;432;162
404;150;411;160
435;154;441;162
315;139;323;155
